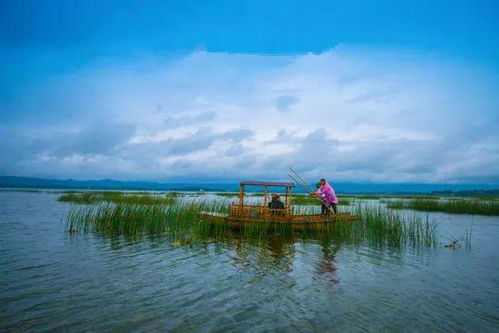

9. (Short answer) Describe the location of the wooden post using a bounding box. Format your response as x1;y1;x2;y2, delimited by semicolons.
285;187;291;219
239;184;244;206
263;185;268;219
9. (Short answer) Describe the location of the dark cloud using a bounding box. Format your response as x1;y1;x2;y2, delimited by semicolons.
116;127;254;172
51;122;136;156
0;122;136;176
244;127;499;184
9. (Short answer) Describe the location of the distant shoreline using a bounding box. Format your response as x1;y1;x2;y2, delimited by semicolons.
1;176;497;195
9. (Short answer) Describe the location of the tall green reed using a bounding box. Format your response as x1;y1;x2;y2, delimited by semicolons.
67;200;439;248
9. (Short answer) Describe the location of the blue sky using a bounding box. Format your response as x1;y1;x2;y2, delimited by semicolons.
1;0;498;183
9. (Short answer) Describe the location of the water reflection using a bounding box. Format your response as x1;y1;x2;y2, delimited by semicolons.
228;234;298;273
314;240;340;285
195;229;344;285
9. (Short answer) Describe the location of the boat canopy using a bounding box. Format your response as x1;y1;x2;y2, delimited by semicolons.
238;180;294;214
240;181;295;188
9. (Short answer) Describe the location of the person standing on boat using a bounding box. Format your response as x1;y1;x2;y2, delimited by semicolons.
315;178;338;215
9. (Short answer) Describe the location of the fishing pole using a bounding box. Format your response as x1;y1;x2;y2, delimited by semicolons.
289;168;316;194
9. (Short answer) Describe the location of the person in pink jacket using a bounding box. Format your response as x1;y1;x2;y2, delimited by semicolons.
315;178;338;215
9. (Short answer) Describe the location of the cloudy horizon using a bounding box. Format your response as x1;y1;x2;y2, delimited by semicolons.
1;2;498;184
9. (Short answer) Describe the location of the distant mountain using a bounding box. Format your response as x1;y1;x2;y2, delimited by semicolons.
1;176;498;194
0;176;230;192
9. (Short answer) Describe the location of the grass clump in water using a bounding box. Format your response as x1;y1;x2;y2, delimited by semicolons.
387;199;499;216
58;192;100;204
351;205;438;247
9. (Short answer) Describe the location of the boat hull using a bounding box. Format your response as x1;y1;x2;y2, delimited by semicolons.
198;211;359;229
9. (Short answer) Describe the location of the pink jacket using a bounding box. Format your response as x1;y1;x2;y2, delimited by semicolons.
316;183;339;205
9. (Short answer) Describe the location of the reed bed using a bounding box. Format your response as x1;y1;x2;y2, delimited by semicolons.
67;200;228;236
348;205;438;247
387;199;499;216
288;205;438;248
58;191;176;205
66;200;439;248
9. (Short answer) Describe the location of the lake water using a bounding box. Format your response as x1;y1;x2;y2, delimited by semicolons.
1;191;499;332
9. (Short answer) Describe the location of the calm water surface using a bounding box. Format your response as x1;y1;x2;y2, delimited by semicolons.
1;191;499;332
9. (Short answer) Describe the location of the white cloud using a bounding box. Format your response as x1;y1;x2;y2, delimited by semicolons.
1;47;498;183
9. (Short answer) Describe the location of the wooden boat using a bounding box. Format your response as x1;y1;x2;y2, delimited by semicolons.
199;181;359;228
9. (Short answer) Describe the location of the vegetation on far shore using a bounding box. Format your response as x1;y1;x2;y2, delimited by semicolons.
290;195;350;206
387;199;499;216
342;194;442;200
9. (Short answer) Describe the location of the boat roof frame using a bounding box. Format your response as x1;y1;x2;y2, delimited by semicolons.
239;181;295;188
238;180;294;211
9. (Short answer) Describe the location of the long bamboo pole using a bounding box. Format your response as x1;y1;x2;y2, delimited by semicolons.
289;168;336;215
